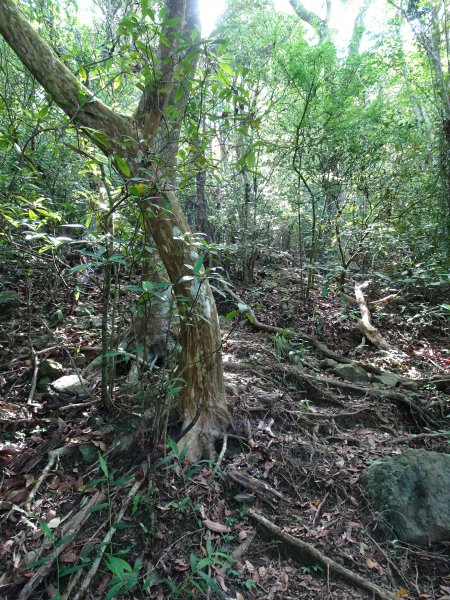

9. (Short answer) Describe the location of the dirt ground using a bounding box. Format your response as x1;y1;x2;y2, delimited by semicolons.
1;255;449;599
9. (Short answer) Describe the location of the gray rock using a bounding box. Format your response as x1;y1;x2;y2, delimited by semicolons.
373;372;400;388
39;359;64;380
363;449;450;544
332;363;370;383
50;374;88;398
0;291;21;315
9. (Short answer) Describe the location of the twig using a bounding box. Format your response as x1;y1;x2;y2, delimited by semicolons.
249;510;399;600
58;398;102;412
312;491;329;526
72;461;149;600
25;446;74;511
27;347;39;405
389;430;450;444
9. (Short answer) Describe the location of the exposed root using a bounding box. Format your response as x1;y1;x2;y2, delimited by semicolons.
354;282;390;350
249;510;399;600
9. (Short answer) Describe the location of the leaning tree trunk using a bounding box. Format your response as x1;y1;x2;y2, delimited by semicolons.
0;0;229;461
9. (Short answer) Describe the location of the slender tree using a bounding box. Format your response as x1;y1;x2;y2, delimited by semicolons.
0;0;229;460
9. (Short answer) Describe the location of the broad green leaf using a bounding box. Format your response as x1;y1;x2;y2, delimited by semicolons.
115;155;131;177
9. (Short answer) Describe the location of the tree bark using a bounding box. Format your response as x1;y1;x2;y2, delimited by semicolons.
0;0;229;460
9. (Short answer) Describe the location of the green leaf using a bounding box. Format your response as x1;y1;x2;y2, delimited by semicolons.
197;571;221;594
218;61;233;75
37;104;50;120
106;555;133;575
39;519;55;543
104;582;125;600
190;553;198;573
115;155;131;177
174;86;183;102
167;386;183;397
225;310;240;321
193;254;204;276
98;453;109;478
217;69;230;87
59;562;89;577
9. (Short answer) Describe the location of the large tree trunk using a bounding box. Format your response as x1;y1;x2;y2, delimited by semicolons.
0;0;229;461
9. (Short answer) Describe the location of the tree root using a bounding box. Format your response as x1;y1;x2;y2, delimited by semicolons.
354;282;390;350
249;510;399;600
223;360;439;427
223;285;383;374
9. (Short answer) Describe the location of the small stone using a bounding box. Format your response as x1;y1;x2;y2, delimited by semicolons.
39;359;64;380
234;494;256;504
332;363;370;383
50;374;88;398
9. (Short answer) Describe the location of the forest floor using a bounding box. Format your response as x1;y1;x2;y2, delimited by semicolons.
0;250;449;600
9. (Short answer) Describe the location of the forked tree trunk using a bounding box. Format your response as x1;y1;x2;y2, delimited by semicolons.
0;0;229;461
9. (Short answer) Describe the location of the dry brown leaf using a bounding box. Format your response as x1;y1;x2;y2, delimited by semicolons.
203;519;230;533
60;551;78;563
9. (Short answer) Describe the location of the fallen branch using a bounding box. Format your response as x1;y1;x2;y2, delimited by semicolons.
389;430;450;444
27;347;39;406
249;510;399;600
354;282;390;350
25;446;74;512
18;491;104;600
226;468;286;509
72;461;148;600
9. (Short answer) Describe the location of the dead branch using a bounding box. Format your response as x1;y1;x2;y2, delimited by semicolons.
27;347;39;405
226;468;286;509
72;461;148;600
249;510;399;600
25;446;74;512
224;360;439;427
354;282;390;350
389;430;450;444
18;491;104;600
